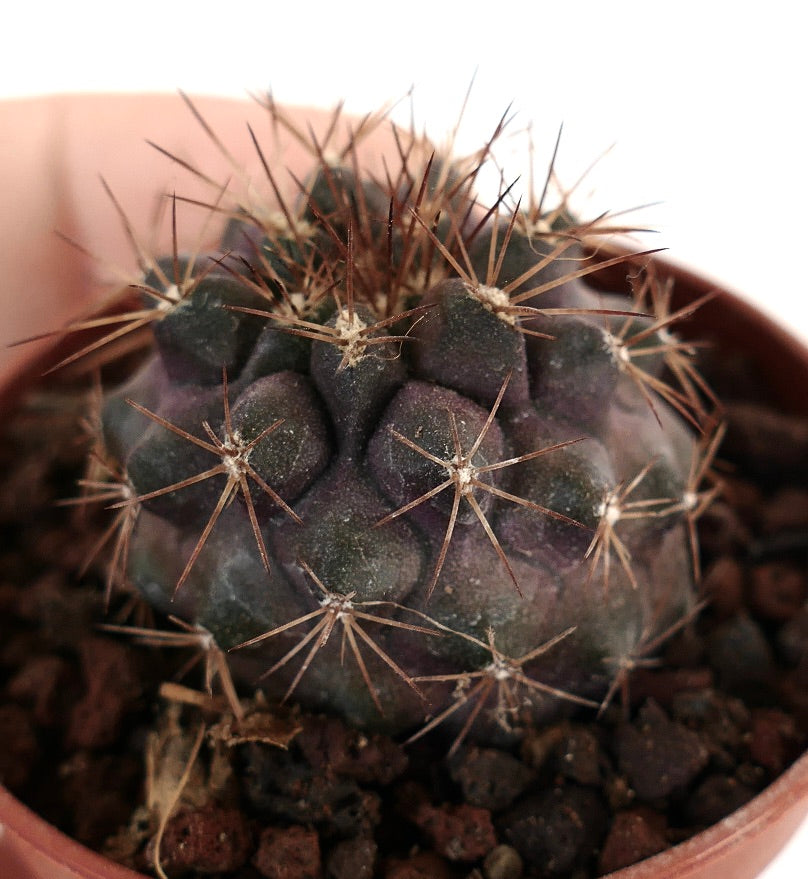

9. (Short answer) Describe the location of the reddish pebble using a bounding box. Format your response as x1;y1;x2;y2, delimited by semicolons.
152;804;252;875
750;708;804;774
384;851;453;879
598;808;668;874
253;825;321;879
412;800;497;862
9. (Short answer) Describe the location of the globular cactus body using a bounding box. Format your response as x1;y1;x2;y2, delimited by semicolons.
88;106;715;746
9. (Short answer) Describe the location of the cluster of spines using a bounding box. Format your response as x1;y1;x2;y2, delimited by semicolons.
41;94;725;747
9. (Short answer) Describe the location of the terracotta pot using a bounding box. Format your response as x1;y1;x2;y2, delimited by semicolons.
1;256;807;877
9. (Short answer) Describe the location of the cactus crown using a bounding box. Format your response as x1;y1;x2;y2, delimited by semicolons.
55;96;722;749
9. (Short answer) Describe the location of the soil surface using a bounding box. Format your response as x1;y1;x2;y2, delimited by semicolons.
2;358;808;879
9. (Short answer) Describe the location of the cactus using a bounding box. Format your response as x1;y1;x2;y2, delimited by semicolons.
58;98;722;749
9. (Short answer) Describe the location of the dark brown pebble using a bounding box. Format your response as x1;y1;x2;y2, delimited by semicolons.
762;487;808;534
60;751;144;849
0;580;21;615
241;741;381;837
705;614;777;701
554;725;603;787
0;550;26;582
66;636;142;750
629;667;714;710
602;772;636;812
449;746;535;811
37;522;98;572
13;570;69;623
777;607;808;665
520;724;567;772
326;837;377;879
0;631;43;669
15;570;100;649
717;475;764;526
498;784;607;875
736;761;767;789
700;556;745;619
749;561;807;622
684;775;756;826
749;708;805;774
296;714;407;785
0;703;38;791
615;700;709;801
778;663;808;731
253;825;321;879
671;689;751;769
723;402;808;479
6;653;76;726
697;499;753;558
661;624;706;668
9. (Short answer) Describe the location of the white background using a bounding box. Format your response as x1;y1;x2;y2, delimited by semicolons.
2;2;807;876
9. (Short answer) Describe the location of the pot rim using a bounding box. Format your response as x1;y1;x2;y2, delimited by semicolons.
1;254;807;878
0;785;145;879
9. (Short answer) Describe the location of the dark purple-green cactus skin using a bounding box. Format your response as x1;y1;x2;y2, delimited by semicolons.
92;114;717;745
